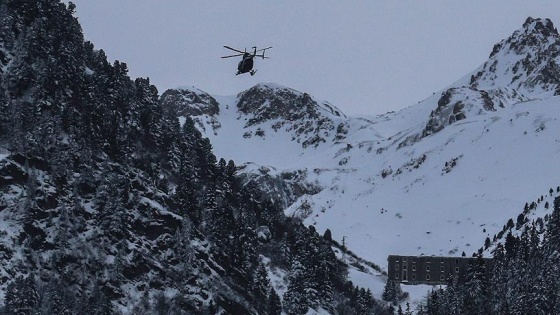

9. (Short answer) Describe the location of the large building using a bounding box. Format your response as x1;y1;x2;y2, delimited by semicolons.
387;255;493;285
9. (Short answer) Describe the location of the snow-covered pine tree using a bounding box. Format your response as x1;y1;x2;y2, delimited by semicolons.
250;261;272;302
38;277;74;315
404;302;413;315
425;288;445;315
382;278;405;306
4;275;39;315
283;259;310;314
461;255;489;314
381;278;396;304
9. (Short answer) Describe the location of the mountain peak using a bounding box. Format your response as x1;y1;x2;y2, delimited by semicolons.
521;17;557;37
237;83;346;119
237;83;314;117
160;86;219;116
498;17;558;56
470;17;560;95
408;17;560;142
235;83;347;147
488;17;557;59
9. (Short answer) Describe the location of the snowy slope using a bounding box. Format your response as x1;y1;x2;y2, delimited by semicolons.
161;17;560;303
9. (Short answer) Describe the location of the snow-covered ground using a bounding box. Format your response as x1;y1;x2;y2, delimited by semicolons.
189;90;560;305
181;18;560;306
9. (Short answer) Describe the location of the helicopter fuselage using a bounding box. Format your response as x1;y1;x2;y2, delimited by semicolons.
237;53;254;75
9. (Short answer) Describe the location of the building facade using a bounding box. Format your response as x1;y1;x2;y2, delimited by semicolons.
387;255;493;285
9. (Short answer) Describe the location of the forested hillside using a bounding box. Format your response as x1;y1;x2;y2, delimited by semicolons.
419;197;560;314
0;1;387;314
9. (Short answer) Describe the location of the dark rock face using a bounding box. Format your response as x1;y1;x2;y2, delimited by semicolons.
160;87;220;117
237;83;345;148
238;165;322;210
237;84;324;124
422;87;498;137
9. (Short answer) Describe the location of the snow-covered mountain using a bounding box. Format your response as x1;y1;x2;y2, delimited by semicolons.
162;17;560;301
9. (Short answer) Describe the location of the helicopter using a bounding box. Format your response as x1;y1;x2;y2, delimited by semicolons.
222;46;272;76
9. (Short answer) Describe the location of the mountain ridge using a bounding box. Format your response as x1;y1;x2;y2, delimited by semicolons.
2;1;559;312
0;1;389;314
162;16;560;305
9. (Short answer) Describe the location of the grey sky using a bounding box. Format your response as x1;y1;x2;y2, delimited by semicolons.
68;1;560;115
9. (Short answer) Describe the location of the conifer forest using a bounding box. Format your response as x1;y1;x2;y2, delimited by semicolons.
2;1;560;315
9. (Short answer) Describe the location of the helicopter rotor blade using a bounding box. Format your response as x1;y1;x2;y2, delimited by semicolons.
221;53;244;58
223;45;245;54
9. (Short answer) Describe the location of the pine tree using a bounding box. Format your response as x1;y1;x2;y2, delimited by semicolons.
96;172;130;240
382;279;396;304
173;117;207;223
323;228;332;242
353;287;375;315
40;277;74;315
230;208;259;275
317;261;334;311
283;260;309;315
251;261;271;302
267;287;283;315
4;275;39;315
208;204;237;269
416;304;426;315
544;196;560;248
462;255;489;314
426;288;448;315
404;302;413;315
382;278;405;306
504;231;519;256
441;276;461;315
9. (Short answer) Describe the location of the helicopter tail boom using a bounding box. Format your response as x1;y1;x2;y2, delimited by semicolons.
255;46;272;59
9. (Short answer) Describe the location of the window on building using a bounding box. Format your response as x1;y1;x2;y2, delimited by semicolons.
426;274;430;281
455;267;459;273
412;274;416;280
441;258;444;264
403;258;407;263
395;274;399;279
412;265;416;271
441;266;445;272
455;259;459;264
395;265;399;270
440;275;445;281
426;266;430;272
